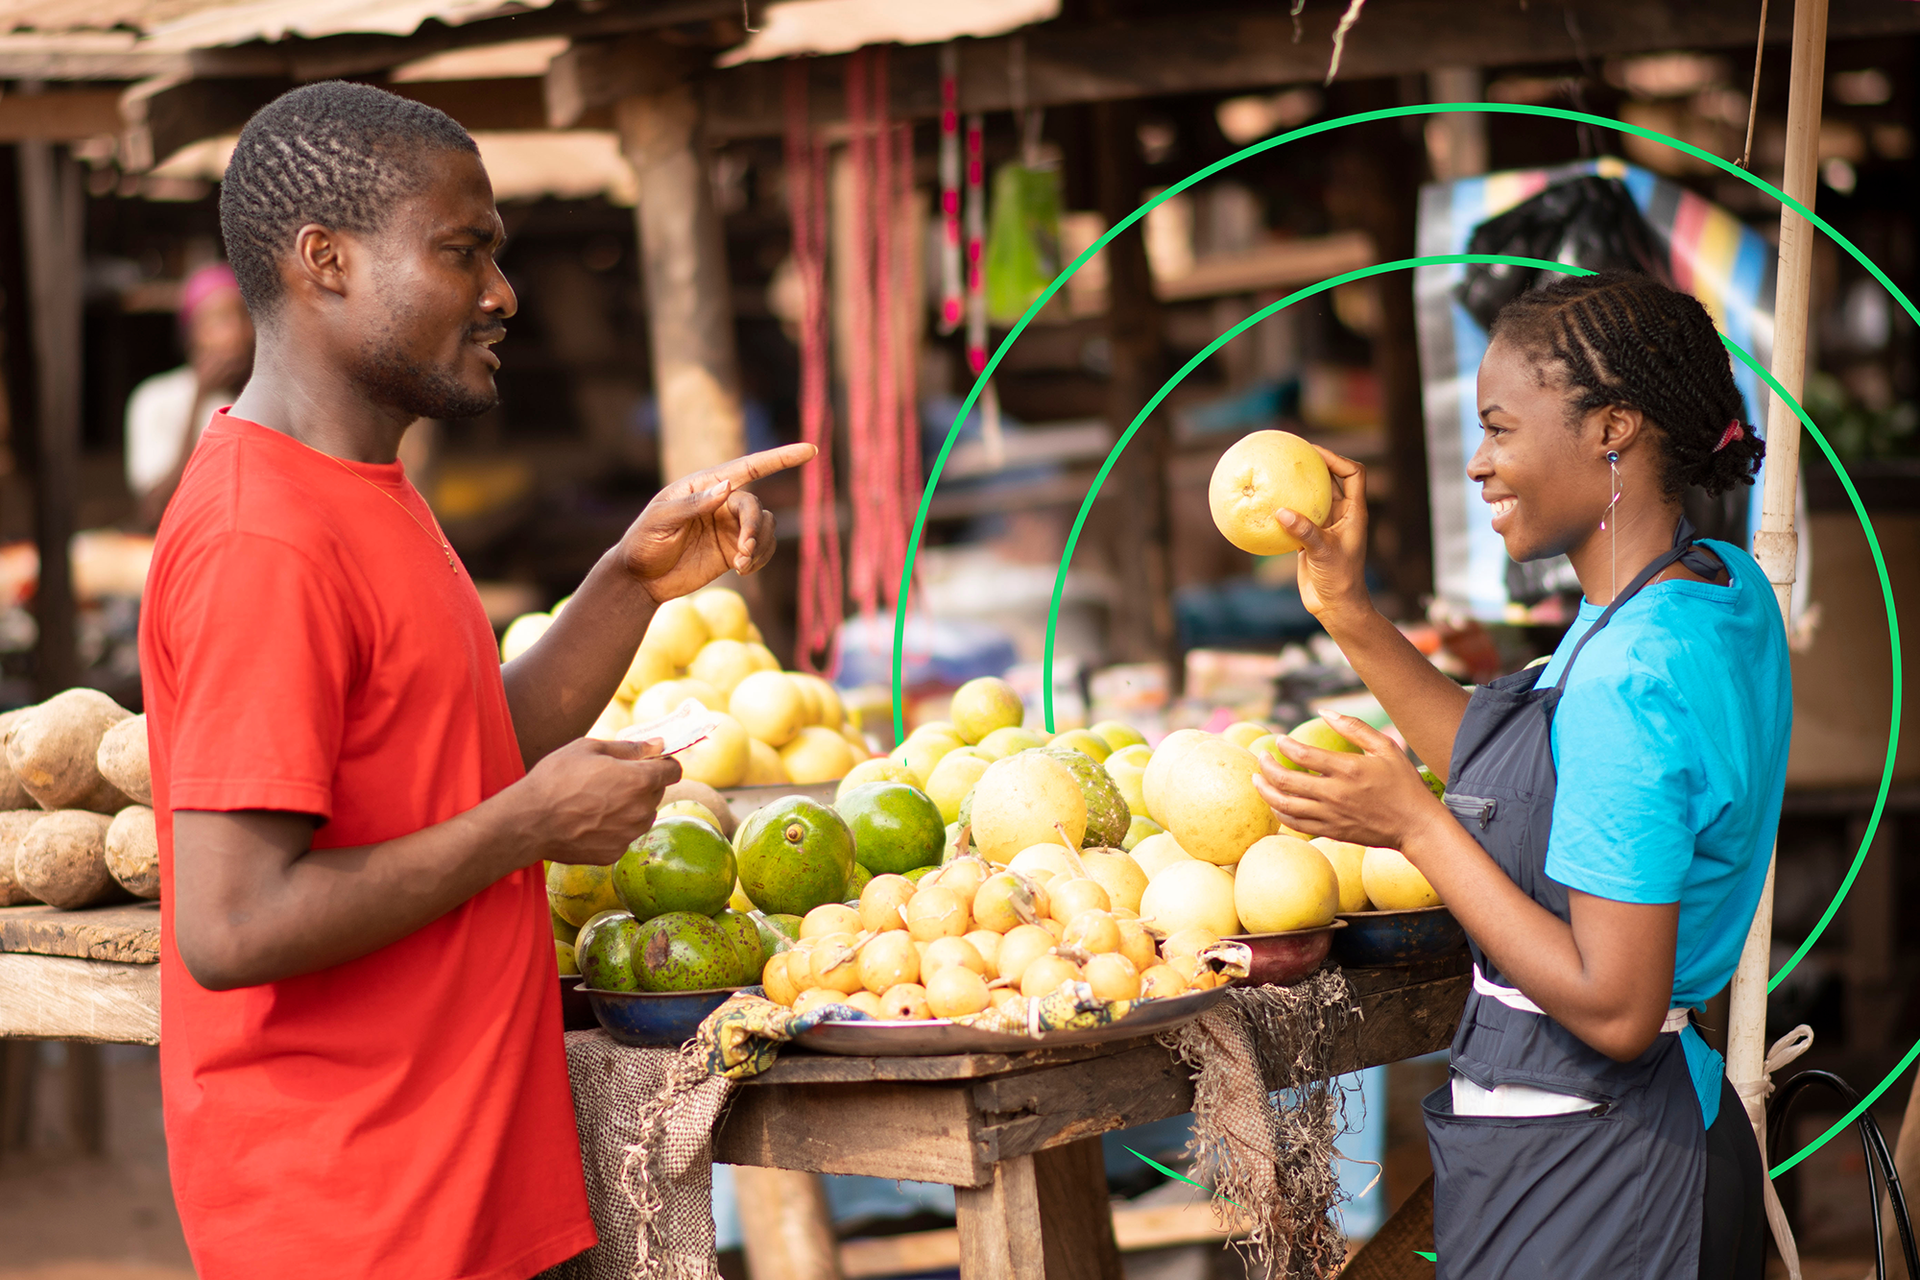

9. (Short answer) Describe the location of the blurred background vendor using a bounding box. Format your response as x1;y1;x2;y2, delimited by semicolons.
124;262;255;527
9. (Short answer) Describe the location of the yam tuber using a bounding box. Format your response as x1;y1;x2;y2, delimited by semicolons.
0;809;40;905
96;714;153;806
105;804;159;900
0;708;34;810
16;810;120;909
6;689;133;813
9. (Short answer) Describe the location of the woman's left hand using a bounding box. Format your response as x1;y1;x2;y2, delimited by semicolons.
1253;713;1448;852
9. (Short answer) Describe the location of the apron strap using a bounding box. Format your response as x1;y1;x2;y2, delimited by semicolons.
1554;516;1708;694
1473;963;1692;1033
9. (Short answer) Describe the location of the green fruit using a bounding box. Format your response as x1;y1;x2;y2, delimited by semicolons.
579;912;642;991
978;726;1047;759
847;863;874;899
714;909;767;985
614;817;737;920
1280;717;1365;773
1039;744;1131;849
551;905;581;946
631;911;744;992
950;675;1025;744
924;748;994;824
1091;720;1148;752
556;940;579;976
1122;814;1164;851
837;781;946;876
734;795;857;916
546;861;622;927
754;912;802;953
903;864;941;884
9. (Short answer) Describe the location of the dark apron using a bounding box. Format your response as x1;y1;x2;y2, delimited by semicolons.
1424;521;1721;1280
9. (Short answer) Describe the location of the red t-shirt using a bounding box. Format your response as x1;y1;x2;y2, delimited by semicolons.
139;412;594;1280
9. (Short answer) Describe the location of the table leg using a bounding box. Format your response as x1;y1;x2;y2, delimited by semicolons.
733;1166;845;1280
955;1136;1121;1280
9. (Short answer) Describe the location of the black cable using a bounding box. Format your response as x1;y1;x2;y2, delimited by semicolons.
1769;1070;1919;1280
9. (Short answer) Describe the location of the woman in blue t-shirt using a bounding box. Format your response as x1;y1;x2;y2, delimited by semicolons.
1257;271;1789;1280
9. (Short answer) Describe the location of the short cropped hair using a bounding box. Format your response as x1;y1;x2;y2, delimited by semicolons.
218;81;478;315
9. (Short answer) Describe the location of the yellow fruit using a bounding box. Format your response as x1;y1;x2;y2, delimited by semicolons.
633;677;728;721
977;726;1047;759
791;673;844;727
1138;964;1188;999
1104;744;1153;816
689;588;751;641
1020;954;1083;998
742;738;790;786
971;753;1087;864
1083;952;1141;1001
1079;850;1148;913
906;886;969;940
963;929;1003;971
1160;927;1221;963
788;674;823;725
859;874;917;933
763;952;800;1006
926;965;992;1017
1091;720;1149;752
546;861;621;926
922;936;987;979
729;879;756;912
842;990;885;1018
1311;837;1371;913
688;639;759;695
858;931;920;993
1062;909;1122;955
657;799;721;831
972;871;1049;933
1139;861;1241;937
618;645;679;702
500;611;553;663
1047;877;1112;924
730;671;807;747
1222;721;1272;748
1050;728;1111;762
1130;832;1195;881
880;982;931;1019
1117;918;1158;971
1208;429;1334;555
792;987;847;1017
1007;843;1077;882
1122;815;1163;852
676;711;751;788
744;642;781;673
925;748;993;825
995;924;1056;984
1156;737;1276;866
839;723;871;760
1234;835;1340;932
587;700;633;741
1040;918;1065;943
808;933;865;994
950;676;1025;745
1361;846;1442;909
1142;729;1209;821
901;728;965;786
787;940;820;991
930;856;989;904
1278;717;1365;775
644;597;711;667
801;903;860;939
780;725;856;784
836;757;918;800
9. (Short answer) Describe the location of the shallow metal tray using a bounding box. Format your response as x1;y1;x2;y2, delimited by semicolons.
790;984;1229;1056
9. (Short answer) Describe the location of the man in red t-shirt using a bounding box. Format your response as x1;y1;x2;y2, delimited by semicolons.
138;82;813;1280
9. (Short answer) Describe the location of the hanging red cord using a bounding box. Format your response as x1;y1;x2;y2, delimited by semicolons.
784;60;842;673
937;44;963;336
844;48;880;622
891;118;921;607
870;49;901;615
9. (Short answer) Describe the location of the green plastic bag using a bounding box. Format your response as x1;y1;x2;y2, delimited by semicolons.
983;161;1063;325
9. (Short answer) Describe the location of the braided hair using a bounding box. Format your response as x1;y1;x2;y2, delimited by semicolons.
1488;271;1766;498
219;81;479;316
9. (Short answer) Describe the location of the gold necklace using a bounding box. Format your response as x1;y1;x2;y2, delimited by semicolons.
323;452;456;569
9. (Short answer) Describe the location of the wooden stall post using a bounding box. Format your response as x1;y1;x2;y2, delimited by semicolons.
615;80;748;485
732;1164;846;1280
15;132;82;696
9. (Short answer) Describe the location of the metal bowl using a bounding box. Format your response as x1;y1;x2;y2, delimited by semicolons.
1332;906;1466;968
1222;921;1346;987
582;985;744;1048
559;973;598;1031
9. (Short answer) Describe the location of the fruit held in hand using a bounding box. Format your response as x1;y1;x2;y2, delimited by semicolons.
1208;429;1334;555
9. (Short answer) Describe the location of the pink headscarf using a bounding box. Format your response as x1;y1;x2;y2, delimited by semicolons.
179;263;240;325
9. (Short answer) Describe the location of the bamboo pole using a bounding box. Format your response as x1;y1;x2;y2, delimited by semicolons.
1728;0;1825;1223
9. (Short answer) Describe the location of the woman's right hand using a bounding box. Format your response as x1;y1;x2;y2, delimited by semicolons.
1280;446;1372;624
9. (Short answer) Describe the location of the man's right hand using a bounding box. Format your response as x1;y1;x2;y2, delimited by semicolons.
511;736;681;867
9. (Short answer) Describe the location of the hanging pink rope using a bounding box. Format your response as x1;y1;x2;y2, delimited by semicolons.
891;118;921;607
784;60;843;673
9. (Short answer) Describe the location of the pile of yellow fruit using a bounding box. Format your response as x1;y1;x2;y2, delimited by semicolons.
759;849;1237;1020
501;589;871;788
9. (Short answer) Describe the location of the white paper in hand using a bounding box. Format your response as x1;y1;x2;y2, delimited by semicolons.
618;698;723;756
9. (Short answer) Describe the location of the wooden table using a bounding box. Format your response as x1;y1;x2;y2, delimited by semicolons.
0;903;1467;1279
710;956;1468;1279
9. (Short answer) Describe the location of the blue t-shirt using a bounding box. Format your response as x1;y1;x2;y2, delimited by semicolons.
1536;538;1792;1127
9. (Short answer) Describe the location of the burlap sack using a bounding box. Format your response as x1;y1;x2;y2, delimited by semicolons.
539;1030;736;1280
1159;969;1359;1280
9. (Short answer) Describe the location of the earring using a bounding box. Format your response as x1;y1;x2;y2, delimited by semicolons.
1602;451;1622;601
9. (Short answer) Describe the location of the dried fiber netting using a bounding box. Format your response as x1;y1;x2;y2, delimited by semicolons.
1158;969;1360;1279
538;1030;735;1280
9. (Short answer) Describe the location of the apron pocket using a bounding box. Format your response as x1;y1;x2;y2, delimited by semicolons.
1423;1082;1693;1280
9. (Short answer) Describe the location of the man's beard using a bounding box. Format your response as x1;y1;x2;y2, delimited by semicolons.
350;326;501;421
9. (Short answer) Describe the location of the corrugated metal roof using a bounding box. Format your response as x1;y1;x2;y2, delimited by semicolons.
0;0;547;40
